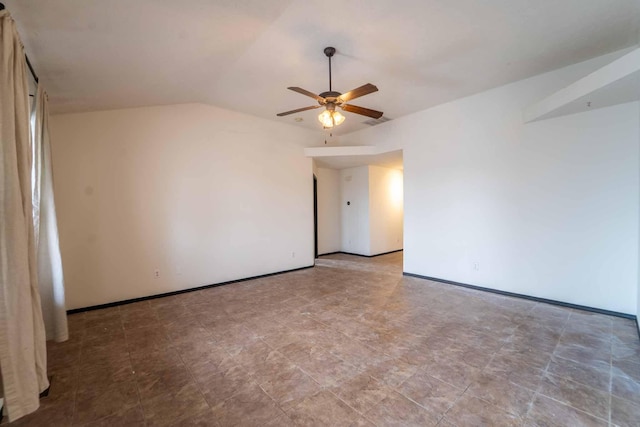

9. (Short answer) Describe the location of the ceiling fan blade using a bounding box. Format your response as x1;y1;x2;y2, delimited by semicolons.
276;105;321;117
337;83;378;103
342;104;384;119
287;87;325;103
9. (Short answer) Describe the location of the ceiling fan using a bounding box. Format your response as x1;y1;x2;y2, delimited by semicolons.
277;47;383;129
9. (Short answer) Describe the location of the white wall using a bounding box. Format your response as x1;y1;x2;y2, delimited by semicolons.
316;167;341;254
369;166;404;255
343;51;640;314
50;103;319;309
340;166;371;255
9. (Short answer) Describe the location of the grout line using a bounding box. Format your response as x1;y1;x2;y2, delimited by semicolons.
122;313;147;424
524;315;614;425
439;383;472;423
174;346;211;415
535;393;612;424
68;316;102;426
609;331;613;427
394;383;461;424
325;387;367;418
255;381;290;421
522;306;565;422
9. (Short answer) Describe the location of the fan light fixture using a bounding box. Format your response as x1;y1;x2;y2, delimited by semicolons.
318;109;345;128
277;47;383;128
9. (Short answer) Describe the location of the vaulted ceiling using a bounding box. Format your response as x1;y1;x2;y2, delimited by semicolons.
5;0;640;135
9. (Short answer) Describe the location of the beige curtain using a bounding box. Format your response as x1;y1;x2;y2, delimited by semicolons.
32;86;69;343
0;10;49;422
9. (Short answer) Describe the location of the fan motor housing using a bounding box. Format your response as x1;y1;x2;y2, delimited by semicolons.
319;91;342;104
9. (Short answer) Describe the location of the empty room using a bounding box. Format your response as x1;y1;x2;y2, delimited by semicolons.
1;0;640;426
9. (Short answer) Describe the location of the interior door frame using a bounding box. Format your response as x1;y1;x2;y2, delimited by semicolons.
313;174;318;258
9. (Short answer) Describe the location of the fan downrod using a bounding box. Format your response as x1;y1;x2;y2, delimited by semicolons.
324;47;336;91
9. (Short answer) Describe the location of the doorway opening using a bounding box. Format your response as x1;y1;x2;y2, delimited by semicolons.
313;150;403;258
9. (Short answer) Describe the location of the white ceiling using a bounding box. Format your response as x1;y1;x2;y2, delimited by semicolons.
5;0;640;135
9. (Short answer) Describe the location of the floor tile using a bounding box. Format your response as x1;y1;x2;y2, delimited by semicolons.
396;371;463;419
553;342;611;367
443;393;521;427
330;373;390;415
546;355;610;393
613;358;640;383
537;373;610;421
497;342;553;370
47;342;82;373
124;325;170;354
465;372;536;417
172;338;222;366
76;405;145;427
286;390;362;427
288;347;361;387
229;339;275;369
614;340;640;364
141;382;210;427
612;373;640;404
364;390;439;426
242;348;296;385
483;352;546;391
185;346;237;380
260;366;322;411
121;308;159;330
524;394;608;427
361;356;420;387
164;408;219;426
211;383;285;426
136;365;194;400
197;364;254;407
349;416;377;427
130;348;184;374
73;380;139;425
8;401;74;427
422;353;482;390
76;353;135;391
611;395;640;427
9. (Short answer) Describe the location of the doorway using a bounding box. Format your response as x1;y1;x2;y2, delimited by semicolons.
313;150;404;257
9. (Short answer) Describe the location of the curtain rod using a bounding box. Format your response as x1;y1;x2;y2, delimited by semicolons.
0;2;39;83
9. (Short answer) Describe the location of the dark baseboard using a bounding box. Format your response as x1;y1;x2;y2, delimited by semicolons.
67;265;314;314
403;272;636;320
319;249;403;258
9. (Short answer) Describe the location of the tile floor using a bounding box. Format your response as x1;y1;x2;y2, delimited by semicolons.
9;252;640;426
